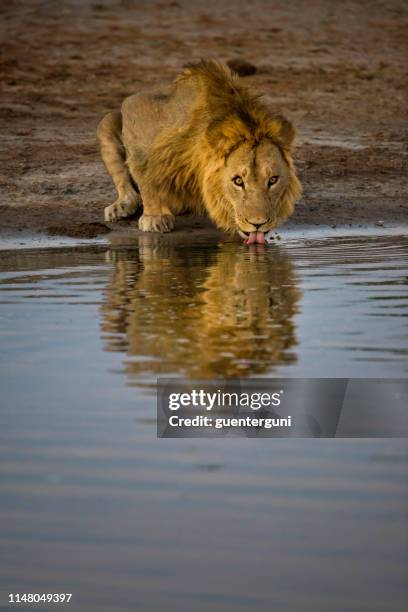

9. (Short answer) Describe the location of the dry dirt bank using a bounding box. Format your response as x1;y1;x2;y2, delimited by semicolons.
1;0;407;238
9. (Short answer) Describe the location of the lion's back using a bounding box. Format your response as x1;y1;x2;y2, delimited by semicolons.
121;78;199;151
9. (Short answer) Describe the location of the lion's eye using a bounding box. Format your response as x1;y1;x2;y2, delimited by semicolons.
232;176;244;187
268;176;279;187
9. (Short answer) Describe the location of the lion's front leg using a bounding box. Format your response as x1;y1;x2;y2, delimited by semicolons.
136;183;176;233
104;192;142;222
98;111;142;222
139;213;175;233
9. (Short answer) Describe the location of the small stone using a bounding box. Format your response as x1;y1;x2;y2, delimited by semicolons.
376;220;384;227
227;59;257;77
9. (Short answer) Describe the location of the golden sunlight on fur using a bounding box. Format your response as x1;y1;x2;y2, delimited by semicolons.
97;60;302;240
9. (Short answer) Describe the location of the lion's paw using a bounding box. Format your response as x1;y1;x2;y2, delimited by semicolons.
104;197;138;222
138;213;175;233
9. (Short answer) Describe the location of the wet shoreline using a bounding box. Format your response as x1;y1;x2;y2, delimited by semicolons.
1;220;407;252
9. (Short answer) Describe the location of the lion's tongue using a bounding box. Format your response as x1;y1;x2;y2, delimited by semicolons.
245;231;266;245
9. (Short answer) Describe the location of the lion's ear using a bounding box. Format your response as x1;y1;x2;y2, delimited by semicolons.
266;115;296;150
206;116;251;157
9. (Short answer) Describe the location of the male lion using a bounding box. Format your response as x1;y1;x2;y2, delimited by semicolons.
97;60;302;244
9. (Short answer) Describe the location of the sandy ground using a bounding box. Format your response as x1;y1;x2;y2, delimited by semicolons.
1;0;407;239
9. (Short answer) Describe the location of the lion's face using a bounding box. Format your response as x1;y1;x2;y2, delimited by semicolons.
222;139;290;237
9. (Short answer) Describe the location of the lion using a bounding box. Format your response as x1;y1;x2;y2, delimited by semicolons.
101;237;300;380
97;60;302;244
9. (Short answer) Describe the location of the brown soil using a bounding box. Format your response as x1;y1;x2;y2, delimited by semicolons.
46;222;111;238
1;0;407;239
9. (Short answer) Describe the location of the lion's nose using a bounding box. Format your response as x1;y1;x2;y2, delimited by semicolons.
245;218;268;229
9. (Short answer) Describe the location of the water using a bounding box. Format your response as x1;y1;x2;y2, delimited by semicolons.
0;234;407;611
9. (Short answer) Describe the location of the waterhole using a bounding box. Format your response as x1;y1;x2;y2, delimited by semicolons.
0;234;407;611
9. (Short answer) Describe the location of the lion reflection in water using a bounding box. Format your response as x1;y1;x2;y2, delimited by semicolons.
101;239;300;380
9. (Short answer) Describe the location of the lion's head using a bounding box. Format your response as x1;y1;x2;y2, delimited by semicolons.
220;137;300;242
